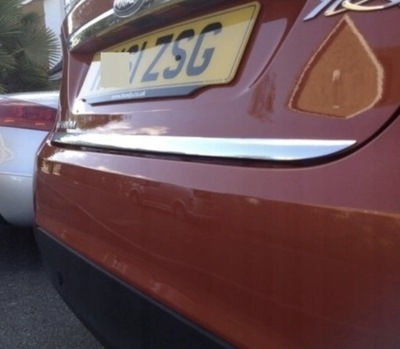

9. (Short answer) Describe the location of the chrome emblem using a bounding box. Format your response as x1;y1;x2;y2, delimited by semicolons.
56;120;77;130
304;0;400;21
113;0;144;18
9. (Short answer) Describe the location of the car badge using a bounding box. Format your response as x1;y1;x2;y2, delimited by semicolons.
57;120;77;130
113;0;145;18
304;0;400;21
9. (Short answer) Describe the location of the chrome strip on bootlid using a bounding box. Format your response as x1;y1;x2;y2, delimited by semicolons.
52;133;355;161
68;0;195;50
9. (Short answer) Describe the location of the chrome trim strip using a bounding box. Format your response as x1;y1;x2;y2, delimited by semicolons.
52;133;355;161
68;0;188;50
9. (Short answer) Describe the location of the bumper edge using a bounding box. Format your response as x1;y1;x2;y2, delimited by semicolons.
34;228;233;349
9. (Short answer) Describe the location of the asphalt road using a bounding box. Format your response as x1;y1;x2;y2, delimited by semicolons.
0;223;104;349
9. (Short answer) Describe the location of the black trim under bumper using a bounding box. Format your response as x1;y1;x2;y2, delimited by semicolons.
35;228;234;349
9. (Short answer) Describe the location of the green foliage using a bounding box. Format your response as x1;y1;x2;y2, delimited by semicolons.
0;0;60;93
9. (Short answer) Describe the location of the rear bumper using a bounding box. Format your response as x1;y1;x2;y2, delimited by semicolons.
34;113;400;348
35;228;233;349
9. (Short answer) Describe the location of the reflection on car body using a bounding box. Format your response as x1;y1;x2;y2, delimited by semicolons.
35;1;400;348
129;180;216;221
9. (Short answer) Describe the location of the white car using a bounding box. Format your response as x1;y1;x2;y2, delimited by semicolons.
0;91;58;226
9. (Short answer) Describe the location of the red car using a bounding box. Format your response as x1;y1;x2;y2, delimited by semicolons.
35;1;400;348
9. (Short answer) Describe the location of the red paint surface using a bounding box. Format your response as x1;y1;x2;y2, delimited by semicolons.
36;1;400;347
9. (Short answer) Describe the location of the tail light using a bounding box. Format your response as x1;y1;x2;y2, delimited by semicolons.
0;92;58;131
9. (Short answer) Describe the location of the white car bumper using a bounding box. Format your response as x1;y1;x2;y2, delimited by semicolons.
0;127;47;226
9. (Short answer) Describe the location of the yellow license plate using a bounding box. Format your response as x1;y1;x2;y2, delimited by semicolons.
78;2;260;104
